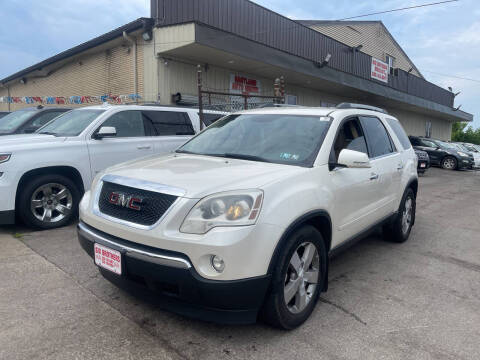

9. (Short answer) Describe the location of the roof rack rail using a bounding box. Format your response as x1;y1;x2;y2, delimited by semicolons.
336;103;388;114
256;103;302;108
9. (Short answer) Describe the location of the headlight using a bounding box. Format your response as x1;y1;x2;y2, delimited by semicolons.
0;154;11;163
180;190;263;234
458;151;469;157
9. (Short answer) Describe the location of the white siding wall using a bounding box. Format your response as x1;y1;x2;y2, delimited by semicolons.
389;108;452;140
0;35;144;112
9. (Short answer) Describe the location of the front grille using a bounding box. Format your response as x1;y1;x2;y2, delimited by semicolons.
98;181;178;226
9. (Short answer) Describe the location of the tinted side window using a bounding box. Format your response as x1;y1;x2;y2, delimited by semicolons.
359;116;394;158
143;111;194;136
100;111;145;137
200;113;224;127
409;137;421;146
386;118;411;150
331;118;368;162
30;111;65;127
421;140;437;148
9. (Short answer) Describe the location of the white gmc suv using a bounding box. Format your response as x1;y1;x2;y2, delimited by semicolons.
77;104;418;329
0;104;223;229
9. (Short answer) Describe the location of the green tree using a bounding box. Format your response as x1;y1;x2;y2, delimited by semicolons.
452;122;480;145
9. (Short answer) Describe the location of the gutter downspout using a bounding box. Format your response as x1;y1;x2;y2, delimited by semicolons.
123;31;138;103
7;85;10;112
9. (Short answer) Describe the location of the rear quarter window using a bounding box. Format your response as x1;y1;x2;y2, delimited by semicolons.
386;118;412;150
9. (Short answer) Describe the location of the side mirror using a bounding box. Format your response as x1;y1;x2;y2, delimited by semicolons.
337;149;371;168
95;126;116;139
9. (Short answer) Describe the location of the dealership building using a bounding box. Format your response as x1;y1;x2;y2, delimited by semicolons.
0;0;473;139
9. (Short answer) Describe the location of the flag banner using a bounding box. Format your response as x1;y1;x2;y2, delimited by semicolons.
0;94;141;105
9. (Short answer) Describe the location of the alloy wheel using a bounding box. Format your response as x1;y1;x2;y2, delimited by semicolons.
402;197;413;235
30;183;73;223
283;242;320;314
443;157;456;169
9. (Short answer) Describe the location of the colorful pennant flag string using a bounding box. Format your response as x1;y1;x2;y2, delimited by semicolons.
0;94;141;105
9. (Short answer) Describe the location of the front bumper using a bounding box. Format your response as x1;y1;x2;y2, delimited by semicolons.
417;159;430;172
0;171;17;224
77;221;271;324
458;158;474;169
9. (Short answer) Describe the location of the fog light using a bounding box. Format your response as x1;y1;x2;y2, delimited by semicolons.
211;255;225;272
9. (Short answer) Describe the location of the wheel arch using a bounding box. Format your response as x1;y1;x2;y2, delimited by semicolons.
406;177;418;198
15;166;86;208
267;210;332;276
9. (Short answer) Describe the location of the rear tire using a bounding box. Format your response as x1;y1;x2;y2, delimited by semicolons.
441;156;457;170
383;188;416;243
18;174;80;230
261;225;327;329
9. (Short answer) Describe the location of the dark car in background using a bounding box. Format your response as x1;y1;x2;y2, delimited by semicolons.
414;149;430;174
0;105;70;136
0;112;10;119
409;136;474;170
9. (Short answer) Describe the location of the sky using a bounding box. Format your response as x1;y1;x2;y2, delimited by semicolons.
0;0;478;128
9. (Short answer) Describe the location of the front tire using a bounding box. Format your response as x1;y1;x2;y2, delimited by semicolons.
261;225;327;329
383;188;416;243
441;156;457;170
18;174;80;229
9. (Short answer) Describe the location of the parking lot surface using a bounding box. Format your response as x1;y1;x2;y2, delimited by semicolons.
1;167;479;360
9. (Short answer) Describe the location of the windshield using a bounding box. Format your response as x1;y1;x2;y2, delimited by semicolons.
462;144;478;152
437;140;457;150
450;143;469;152
177;114;331;166
0;110;37;132
37;109;105;136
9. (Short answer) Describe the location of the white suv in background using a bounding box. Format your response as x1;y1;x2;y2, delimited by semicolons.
77;103;418;329
0;104;224;229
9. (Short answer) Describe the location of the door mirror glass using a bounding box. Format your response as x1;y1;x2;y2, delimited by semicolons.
338;149;371;168
95;126;117;139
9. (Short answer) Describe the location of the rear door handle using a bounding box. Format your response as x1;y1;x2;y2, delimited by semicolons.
397;163;404;170
137;145;152;150
370;173;379;180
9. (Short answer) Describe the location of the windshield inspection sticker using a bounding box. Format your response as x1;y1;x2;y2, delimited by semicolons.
280;153;299;160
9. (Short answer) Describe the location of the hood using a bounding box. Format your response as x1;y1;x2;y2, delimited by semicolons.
0;134;67;150
105;153;307;198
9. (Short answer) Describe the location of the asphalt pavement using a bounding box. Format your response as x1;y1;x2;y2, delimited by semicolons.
1;167;479;360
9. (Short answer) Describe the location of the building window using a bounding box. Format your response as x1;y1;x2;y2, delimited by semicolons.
385;54;395;70
286;94;297;105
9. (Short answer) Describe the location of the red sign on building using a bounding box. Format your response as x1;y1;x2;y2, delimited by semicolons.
230;74;261;94
371;58;389;83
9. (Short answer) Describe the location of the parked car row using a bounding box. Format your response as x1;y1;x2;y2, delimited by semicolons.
409;136;479;171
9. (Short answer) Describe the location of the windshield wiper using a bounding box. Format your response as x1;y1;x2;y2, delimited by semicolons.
221;153;270;163
38;131;58;136
176;150;270;163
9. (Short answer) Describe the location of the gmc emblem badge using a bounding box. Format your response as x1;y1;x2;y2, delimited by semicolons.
108;192;143;211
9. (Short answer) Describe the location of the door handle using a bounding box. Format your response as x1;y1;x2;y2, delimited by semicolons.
137;145;152;150
370;173;379;180
397;163;404;170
